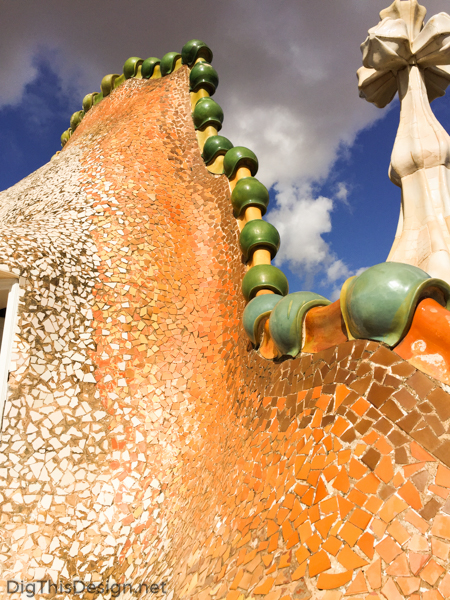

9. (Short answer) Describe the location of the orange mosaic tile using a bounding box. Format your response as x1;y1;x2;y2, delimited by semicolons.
376;536;402;562
405;509;429;534
309;550;331;577
381;578;404;600
317;570;353;590
340;522;363;547
379;495;409;523
397;576;420;595
338;545;368;570
6;60;450;600
387;520;411;546
374;455;394;483
432;537;450;561
420;558;445;585
357;532;374;559
386;552;410;576
424;591;445;600
410;441;436;463
398;481;422;510
438;572;450;597
345;571;368;595
431;515;450;540
395;298;450;385
350;397;371;417
436;464;450;488
303;300;348;354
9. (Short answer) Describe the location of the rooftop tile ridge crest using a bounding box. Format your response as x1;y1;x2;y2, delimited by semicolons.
186;45;288;342
53;38;290;358
51;40;450;388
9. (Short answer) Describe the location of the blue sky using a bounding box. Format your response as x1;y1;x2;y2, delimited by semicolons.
2;0;450;301
272;88;450;299
269;102;403;300
0;57;80;192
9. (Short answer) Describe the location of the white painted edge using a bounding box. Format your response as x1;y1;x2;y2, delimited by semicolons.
0;279;19;432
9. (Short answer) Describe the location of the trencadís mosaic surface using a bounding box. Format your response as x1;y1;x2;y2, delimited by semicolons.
2;30;450;600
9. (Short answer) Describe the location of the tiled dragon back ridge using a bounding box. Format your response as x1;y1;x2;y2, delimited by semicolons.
2;19;450;600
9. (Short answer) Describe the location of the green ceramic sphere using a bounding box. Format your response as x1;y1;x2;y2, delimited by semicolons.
61;129;72;148
189;62;219;95
269;292;330;357
123;57;144;79
70;110;85;131
82;92;99;113
243;294;283;345
242;265;289;302
240;220;280;263
192;98;224;131
101;74;120;97
160;52;182;77
181;39;213;66
93;92;104;106
223;146;258;179
341;261;450;347
231;178;269;218
201;136;233;165
141;57;161;79
113;74;126;90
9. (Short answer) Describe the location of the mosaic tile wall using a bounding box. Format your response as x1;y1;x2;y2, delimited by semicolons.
1;66;450;599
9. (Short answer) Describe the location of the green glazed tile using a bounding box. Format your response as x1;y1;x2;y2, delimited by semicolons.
269;292;330;357
181;39;213;66
82;92;99;113
61;128;72;148
189;62;219;95
223;147;258;179
340;261;450;347
231;178;269;218
243;294;283;345
240;220;280;263
242;265;288;301
101;74;120;97
123;57;143;79
70;110;85;131
201;136;233;165
192;98;224;131
160;52;182;77
113;74;126;89
93;92;104;106
141;58;161;79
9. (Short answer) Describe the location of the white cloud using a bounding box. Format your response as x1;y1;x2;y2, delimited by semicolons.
267;182;369;296
0;46;38;107
335;182;350;204
3;0;450;283
224;103;343;189
326;259;351;283
267;182;333;272
328;265;369;301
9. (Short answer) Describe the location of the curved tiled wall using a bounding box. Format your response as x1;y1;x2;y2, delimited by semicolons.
2;54;450;600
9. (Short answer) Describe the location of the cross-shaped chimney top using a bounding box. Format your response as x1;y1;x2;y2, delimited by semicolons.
357;0;450;285
380;0;426;39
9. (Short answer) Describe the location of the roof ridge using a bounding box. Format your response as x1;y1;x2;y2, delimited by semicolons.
56;39;290;348
54;39;450;383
